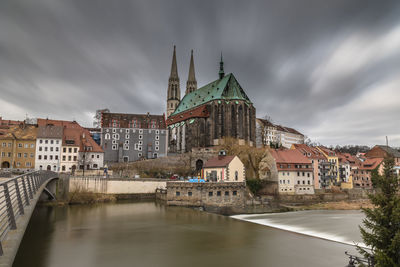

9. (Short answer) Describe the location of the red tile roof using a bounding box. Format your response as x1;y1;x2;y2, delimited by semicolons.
292;144;326;160
101;112;166;129
167;105;209;126
203;155;236;168
271;149;312;164
361;158;384;170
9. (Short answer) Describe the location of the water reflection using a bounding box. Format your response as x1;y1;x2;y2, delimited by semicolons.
14;202;359;267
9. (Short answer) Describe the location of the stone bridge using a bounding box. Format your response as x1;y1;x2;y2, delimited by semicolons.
0;171;61;267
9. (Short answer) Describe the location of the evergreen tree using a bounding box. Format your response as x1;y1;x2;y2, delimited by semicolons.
358;158;400;266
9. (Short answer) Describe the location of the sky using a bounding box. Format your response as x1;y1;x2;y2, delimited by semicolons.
0;0;399;147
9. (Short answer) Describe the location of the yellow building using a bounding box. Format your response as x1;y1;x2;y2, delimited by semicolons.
0;124;37;170
202;153;245;182
316;146;340;184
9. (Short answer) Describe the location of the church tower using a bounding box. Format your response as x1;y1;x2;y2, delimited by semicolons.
185;50;197;95
167;46;181;117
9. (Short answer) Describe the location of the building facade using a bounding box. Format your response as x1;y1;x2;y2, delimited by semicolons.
101;112;167;164
34;124;63;171
270;149;314;194
0;124;37;170
316;146;340;187
365;145;400;166
256;118;304;149
202;153;245;182
166;49;256;153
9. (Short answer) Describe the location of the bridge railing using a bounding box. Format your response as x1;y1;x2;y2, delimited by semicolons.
0;170;57;256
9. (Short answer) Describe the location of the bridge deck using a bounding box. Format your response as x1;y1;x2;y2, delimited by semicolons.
0;171;58;267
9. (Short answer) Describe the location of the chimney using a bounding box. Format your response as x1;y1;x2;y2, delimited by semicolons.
218;150;226;160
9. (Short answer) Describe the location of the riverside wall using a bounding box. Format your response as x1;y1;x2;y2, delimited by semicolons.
69;177;166;199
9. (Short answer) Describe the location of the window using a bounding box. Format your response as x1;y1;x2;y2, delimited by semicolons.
1;152;4;157
138;153;142;157
62;156;66;161
68;148;72;153
50;140;54;144
73;156;77;161
155;141;159;145
31;144;35;148
55;155;58;160
125;140;130;144
1;142;5;147
112;144;118;150
39;147;42;151
139;129;143;134
233;191;237;196
45;140;48;144
188;192;192;196
50;155;53;160
126;129;130;133
176;191;180;196
93;164;98;168
56;147;59;152
56;140;59;144
50;147;53;152
153;153;158;158
16;162;20;167
297;172;300;176
74;148;77;153
17;153;22;158
125;134;130;139
138;146;142;151
139;135;143;140
155;135;159;140
217;191;221;196
30;153;34;158
124;144;129;150
113;134;120;140
8;143;11;147
138;141;142;145
209;192;213;196
91;155;94;159
63;148;66;153
155;146;159;151
44;147;48;152
62;165;66;171
68;156;71;161
39;140;43;144
112;140;117;144
7;152;11;157
225;191;229;196
97;155;99;159
44;155;47;160
105;133;111;140
235;171;238;181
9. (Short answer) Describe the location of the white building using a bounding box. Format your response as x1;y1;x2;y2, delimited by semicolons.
256;118;304;148
35;124;63;171
78;130;104;170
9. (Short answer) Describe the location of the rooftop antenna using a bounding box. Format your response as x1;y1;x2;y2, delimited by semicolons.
386;136;389;147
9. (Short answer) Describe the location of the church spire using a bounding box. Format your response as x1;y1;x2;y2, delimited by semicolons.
219;52;225;79
170;45;178;78
167;45;181;117
186;49;197;95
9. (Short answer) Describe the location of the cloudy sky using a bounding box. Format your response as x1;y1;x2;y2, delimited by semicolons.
1;0;399;146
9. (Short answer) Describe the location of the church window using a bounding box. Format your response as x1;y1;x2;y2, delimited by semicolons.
155;146;159;151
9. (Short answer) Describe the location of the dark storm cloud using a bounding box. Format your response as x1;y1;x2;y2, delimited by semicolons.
0;0;399;146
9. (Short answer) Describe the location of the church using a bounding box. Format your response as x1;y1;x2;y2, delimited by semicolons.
166;46;256;153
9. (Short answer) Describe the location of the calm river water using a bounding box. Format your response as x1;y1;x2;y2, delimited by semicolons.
14;202;362;267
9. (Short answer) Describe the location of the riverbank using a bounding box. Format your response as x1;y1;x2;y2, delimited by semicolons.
281;199;373;211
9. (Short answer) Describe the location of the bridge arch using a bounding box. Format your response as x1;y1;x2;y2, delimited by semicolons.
1;161;10;168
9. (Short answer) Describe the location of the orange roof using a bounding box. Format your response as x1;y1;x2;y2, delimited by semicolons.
317;146;336;157
204;155;236;168
167;105;209;126
361;158;384;170
292;144;326;160
271;149;312;164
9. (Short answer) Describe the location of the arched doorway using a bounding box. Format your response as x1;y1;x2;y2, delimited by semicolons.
1;161;10;168
195;159;203;172
46;165;51;171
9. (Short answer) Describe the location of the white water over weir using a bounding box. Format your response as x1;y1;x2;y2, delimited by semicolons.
232;210;368;248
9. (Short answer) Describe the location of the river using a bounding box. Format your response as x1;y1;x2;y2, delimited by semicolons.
13;202;363;267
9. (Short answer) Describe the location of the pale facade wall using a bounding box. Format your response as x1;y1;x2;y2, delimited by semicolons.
60;146;79;172
204;166;226;182
35;138;62;171
279;170;314;194
69;178;166;194
78;152;104;170
227;156;245;182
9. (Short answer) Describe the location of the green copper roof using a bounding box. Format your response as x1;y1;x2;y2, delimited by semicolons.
171;73;251;116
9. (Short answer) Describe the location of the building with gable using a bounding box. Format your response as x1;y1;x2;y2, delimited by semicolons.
365;145;400;166
34;123;63;171
202;151;245;182
166;48;256;153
